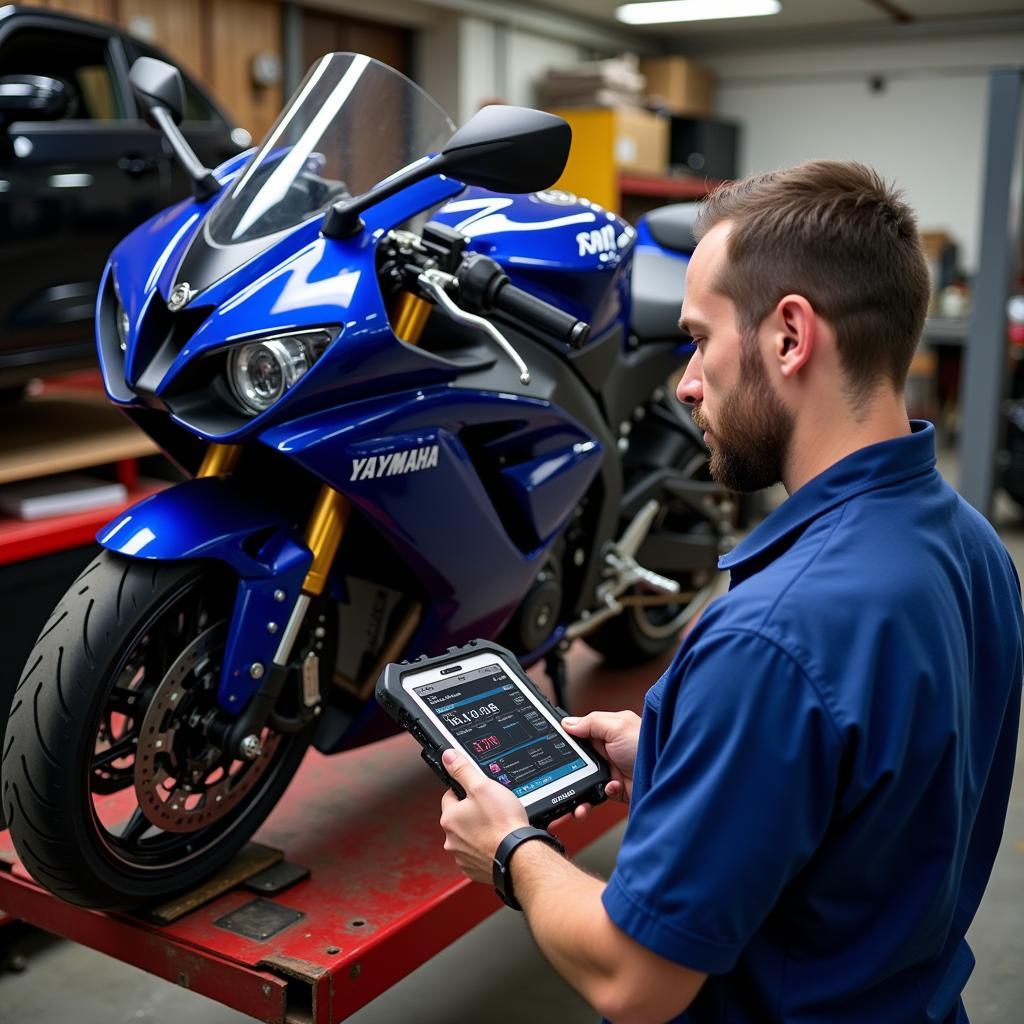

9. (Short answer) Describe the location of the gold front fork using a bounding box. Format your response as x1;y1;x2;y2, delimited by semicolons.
196;443;241;478
392;290;432;346
302;486;351;596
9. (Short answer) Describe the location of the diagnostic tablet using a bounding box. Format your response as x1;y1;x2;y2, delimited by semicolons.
376;640;609;828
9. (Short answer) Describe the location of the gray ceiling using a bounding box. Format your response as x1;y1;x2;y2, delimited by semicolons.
529;0;1024;47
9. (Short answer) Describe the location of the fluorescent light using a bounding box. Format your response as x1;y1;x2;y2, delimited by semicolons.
617;0;781;25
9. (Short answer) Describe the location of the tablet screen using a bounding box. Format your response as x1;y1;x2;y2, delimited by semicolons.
411;661;591;798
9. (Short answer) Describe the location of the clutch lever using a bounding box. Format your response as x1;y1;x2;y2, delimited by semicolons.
417;268;531;386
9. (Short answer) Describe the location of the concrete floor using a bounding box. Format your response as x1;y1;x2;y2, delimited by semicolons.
1;470;1022;1023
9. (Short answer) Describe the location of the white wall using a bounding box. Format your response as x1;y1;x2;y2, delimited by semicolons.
453;17;584;125
505;28;583;108
702;34;1024;272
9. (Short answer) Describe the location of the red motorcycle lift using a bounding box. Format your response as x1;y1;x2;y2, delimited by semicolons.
0;651;651;1023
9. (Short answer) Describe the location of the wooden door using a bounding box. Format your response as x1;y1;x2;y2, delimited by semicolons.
300;8;410;81
207;0;282;140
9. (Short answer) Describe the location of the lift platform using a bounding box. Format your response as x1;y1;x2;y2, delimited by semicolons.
0;648;654;1023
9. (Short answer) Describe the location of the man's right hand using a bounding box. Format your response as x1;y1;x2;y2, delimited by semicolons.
561;710;641;819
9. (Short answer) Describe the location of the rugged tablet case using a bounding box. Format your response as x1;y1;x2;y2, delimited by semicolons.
375;639;609;828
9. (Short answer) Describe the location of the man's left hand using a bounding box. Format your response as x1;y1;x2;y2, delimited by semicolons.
438;747;529;884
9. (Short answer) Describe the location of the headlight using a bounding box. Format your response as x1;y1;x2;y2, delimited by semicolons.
227;328;334;415
116;302;129;351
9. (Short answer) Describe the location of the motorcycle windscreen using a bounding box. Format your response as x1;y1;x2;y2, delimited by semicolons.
206;52;456;246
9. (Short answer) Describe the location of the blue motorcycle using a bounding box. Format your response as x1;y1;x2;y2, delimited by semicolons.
3;53;729;908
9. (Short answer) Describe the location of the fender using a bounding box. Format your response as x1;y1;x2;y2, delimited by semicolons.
97;477;314;712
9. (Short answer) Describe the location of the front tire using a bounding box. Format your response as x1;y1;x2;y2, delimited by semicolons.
2;551;312;909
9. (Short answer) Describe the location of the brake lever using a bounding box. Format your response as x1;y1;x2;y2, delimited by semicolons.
417;268;531;386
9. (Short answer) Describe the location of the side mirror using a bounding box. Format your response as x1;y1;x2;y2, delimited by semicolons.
439;105;571;193
323;105;571;239
129;56;184;126
0;75;69;125
128;57;219;201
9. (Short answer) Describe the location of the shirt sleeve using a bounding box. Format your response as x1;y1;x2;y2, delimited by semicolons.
602;628;843;974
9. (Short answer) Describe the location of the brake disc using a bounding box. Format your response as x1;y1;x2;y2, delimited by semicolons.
134;623;281;834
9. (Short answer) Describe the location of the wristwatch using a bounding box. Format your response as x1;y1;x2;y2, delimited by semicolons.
492;826;565;911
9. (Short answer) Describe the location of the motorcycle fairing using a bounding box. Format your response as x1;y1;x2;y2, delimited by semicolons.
432;187;636;337
95;150;256;400
260;385;603;651
96;477;316;710
98;173;466;437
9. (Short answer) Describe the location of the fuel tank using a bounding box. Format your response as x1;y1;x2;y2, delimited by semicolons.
431;187;635;339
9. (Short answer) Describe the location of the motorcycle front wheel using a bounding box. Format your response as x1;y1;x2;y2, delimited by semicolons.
2;551;313;909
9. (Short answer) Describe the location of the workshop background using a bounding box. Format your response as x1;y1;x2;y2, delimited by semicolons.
1;0;1023;1021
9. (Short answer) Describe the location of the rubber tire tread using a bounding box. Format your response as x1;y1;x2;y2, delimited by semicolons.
2;550;310;910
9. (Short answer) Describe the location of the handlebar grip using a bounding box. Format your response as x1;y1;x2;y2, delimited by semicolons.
493;282;590;349
457;253;590;350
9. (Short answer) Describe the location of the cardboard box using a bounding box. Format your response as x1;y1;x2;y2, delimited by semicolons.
640;57;715;117
548;106;670;209
611;106;669;175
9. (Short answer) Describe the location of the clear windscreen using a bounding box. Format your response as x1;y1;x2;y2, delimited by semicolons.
207;53;456;245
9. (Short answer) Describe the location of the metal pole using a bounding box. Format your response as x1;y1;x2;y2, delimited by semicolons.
959;67;1024;517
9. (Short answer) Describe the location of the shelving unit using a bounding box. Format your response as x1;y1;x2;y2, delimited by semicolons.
0;389;164;565
618;172;726;201
548;107;725;215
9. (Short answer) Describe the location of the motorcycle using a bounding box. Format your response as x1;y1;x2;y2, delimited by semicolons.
2;53;729;909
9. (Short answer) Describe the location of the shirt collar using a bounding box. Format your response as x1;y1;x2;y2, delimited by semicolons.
719;420;937;573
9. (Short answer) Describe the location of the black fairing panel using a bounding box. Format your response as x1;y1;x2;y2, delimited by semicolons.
454;327;621;616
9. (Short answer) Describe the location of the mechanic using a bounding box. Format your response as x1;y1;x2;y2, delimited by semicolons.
438;160;1023;1023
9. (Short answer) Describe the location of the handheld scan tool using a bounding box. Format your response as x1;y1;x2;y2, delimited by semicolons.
376;640;609;828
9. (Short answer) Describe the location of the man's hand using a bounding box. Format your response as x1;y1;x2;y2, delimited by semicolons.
438;748;529;884
561;710;640;820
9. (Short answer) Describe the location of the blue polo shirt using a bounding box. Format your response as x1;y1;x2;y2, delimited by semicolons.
602;422;1023;1023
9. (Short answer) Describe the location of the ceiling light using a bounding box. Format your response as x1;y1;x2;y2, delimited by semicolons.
616;0;781;25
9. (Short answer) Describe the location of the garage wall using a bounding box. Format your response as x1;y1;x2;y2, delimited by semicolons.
453;16;583;125
702;33;1024;273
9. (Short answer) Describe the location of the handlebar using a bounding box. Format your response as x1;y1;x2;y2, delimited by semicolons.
456;253;590;350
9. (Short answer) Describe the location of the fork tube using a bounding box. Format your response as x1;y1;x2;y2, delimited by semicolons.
196;444;241;478
392;290;432;345
302;485;352;597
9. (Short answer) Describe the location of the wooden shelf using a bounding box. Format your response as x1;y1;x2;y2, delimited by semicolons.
0;394;158;487
0;482;166;566
618;172;725;200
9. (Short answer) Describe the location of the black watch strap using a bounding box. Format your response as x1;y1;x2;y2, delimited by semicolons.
492;826;565;911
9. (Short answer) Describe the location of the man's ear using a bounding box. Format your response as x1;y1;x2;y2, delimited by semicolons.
767;295;816;379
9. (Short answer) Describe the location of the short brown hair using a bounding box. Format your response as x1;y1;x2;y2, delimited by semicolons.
695;160;930;398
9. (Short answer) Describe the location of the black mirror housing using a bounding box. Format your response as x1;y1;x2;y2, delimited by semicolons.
440;105;571;193
323;105;571;239
0;75;69;124
129;56;185;126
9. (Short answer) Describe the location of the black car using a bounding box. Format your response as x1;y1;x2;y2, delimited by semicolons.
0;6;248;392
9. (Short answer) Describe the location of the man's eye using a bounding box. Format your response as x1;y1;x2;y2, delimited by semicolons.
694;336;708;350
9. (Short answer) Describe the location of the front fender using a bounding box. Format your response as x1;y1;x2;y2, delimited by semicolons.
97;478;314;712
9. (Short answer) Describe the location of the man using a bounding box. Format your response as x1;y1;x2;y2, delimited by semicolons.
438;160;1023;1023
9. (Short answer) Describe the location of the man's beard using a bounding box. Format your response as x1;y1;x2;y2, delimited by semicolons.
690;336;794;493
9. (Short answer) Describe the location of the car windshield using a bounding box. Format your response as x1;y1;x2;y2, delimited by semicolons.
207;53;456;246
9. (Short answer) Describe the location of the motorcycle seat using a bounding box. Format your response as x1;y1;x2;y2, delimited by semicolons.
631;246;688;343
644;202;700;254
630;202;700;343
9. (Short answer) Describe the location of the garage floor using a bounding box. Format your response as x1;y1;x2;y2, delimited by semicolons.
1;469;1022;1024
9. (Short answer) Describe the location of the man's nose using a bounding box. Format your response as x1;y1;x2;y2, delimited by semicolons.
676;348;703;406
